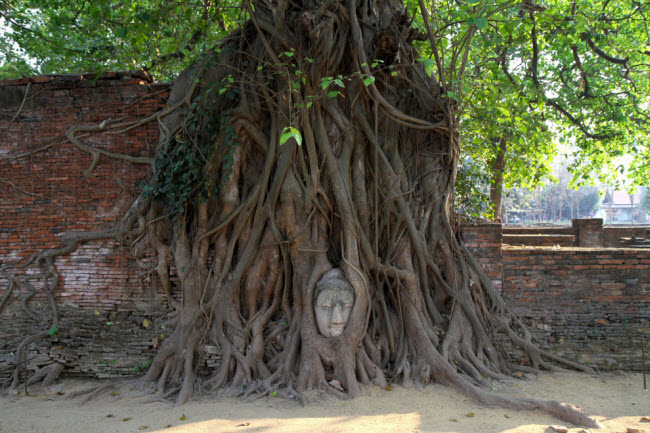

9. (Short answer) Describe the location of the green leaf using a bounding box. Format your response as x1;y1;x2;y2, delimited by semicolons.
327;90;340;98
418;58;436;77
116;27;128;38
445;91;459;102
321;78;333;89
475;17;488;30
363;76;376;86
47;325;59;336
280;127;302;146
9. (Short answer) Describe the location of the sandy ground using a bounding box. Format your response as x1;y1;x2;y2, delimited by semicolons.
1;371;648;433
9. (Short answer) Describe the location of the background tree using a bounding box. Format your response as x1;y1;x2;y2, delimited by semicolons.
641;187;650;215
440;0;650;218
0;0;242;79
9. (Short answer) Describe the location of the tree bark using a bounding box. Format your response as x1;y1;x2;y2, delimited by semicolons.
490;136;507;222
0;0;601;427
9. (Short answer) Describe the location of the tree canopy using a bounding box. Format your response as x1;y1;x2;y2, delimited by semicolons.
2;0;649;194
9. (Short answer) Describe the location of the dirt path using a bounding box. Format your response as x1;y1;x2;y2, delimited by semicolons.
1;371;648;433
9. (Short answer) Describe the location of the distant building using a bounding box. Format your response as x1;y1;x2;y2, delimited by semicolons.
596;190;648;223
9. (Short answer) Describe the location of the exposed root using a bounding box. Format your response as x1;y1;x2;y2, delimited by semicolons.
26;362;65;388
67;383;115;406
0;0;602;427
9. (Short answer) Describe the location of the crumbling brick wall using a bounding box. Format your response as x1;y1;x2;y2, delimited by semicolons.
460;222;503;292
1;72;170;310
502;246;650;370
1;74;648;382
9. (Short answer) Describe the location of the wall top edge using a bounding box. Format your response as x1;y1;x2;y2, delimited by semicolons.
0;70;160;87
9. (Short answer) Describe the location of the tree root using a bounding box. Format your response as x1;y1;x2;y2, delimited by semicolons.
0;0;604;428
67;383;115;406
26;362;65;388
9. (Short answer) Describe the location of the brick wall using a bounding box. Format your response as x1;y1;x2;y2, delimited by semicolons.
503;227;574;235
1;75;649;381
503;234;574;247
460;222;503;292
0;71;170;310
502;246;650;370
504;223;650;248
572;218;604;247
603;225;650;247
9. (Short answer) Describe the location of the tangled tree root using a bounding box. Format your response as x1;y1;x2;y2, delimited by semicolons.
1;0;602;428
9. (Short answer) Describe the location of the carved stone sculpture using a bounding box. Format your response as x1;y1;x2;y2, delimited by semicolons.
314;269;355;337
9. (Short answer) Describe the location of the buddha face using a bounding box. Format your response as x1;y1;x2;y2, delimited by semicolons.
315;288;354;337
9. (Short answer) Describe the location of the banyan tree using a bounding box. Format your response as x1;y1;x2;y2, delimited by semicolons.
2;0;601;427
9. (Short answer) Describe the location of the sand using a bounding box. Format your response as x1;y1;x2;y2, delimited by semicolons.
1;371;648;433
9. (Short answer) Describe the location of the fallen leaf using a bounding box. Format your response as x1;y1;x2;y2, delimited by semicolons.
515;372;523;378
94;310;100;316
56;391;65;396
449;418;458;422
110;391;120;396
106;414;114;418
467;412;475;417
27;392;37;397
550;426;569;433
179;414;186;421
627;428;641;433
594;318;608;325
122;417;131;422
236;422;250;427
17;391;25;397
139;426;148;430
504;414;510;418
329;379;344;392
385;385;392;391
142;318;151;328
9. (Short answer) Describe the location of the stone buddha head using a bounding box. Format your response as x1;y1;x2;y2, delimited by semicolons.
314;269;355;337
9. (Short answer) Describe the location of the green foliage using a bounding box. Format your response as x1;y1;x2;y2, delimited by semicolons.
141;82;241;221
280;127;302;146
0;0;244;81
414;0;650;198
47;324;59;337
133;359;152;372
2;0;648;202
455;155;491;218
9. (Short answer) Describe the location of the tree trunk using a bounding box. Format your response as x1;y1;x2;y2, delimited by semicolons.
1;0;601;427
489;136;507;222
